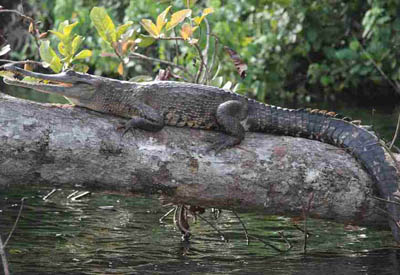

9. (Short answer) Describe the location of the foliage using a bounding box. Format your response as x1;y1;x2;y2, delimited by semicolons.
5;0;400;103
39;20;92;72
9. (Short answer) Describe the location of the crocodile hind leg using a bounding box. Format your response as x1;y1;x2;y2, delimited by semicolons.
208;100;248;154
120;103;165;136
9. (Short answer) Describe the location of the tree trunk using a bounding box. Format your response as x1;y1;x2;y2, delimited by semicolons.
0;93;395;227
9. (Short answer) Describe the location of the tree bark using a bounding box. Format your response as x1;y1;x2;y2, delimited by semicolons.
0;93;395;227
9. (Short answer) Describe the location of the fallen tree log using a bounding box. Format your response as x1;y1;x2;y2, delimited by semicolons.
0;92;396;227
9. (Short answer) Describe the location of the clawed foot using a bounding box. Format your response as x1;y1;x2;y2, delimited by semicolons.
117;121;134;137
206;136;241;155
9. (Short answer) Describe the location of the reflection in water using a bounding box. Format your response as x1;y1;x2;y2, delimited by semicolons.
0;186;399;274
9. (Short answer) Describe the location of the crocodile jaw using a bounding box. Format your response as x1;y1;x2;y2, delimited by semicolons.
1;64;96;102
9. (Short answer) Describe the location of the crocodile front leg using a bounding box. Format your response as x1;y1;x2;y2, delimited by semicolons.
208;100;248;153
122;103;164;135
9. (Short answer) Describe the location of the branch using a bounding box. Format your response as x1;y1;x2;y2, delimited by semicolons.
0;93;397;230
129;52;194;81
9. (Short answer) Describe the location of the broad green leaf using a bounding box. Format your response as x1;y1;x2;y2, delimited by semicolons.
71;35;83;55
58;42;66;56
49;55;62;73
166;9;192;31
116;21;133;40
90;7;116;43
193;7;214;25
202;7;214;16
135;35;156;47
63;21;79;36
58;20;69;33
156;5;172;33
40;41;62;73
39;41;55;64
193;16;202;26
140;19;159;38
74;49;92;60
49;30;66;42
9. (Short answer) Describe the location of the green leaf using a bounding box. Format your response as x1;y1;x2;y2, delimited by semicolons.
39;40;62;73
320;75;332;87
349;40;360;51
49;30;66;42
135;35;156;47
90;7;116;43
71;35;83;55
49;55;62;73
63;21;79;36
335;48;357;60
166;9;192;31
74;49;92;60
116;21;133;40
58;42;66;56
58;20;69;33
73;64;90;73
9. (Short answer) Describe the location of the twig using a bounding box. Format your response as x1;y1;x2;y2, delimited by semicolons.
193;43;206;83
0;236;10;275
0;59;43;70
199;18;211;84
381;140;400;171
278;231;293;251
368;195;400;207
66;190;79;199
196;211;227;241
157;37;184;41
159;207;175;223
207;34;219;83
247;235;288;252
70;191;91;201
373;205;400;228
43;188;57;201
390;113;400;149
232;210;249;245
129;52;194;81
4;197;25;247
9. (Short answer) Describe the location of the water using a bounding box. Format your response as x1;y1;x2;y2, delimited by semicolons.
0;186;399;274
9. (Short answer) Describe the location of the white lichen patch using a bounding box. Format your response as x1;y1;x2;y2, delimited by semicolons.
304;169;320;183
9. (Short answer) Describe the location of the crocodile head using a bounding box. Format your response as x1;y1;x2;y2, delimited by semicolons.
1;64;106;106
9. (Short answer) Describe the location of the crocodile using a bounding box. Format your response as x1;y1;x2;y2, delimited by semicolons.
2;64;400;243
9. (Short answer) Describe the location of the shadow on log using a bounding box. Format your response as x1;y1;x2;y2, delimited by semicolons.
0;93;395;228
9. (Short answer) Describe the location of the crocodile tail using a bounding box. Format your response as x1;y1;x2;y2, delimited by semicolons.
252;104;400;242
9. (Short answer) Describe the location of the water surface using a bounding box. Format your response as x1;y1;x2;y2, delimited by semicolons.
1;186;399;274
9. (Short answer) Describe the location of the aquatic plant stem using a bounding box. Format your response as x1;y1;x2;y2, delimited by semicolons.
4;198;25;247
0;236;9;275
